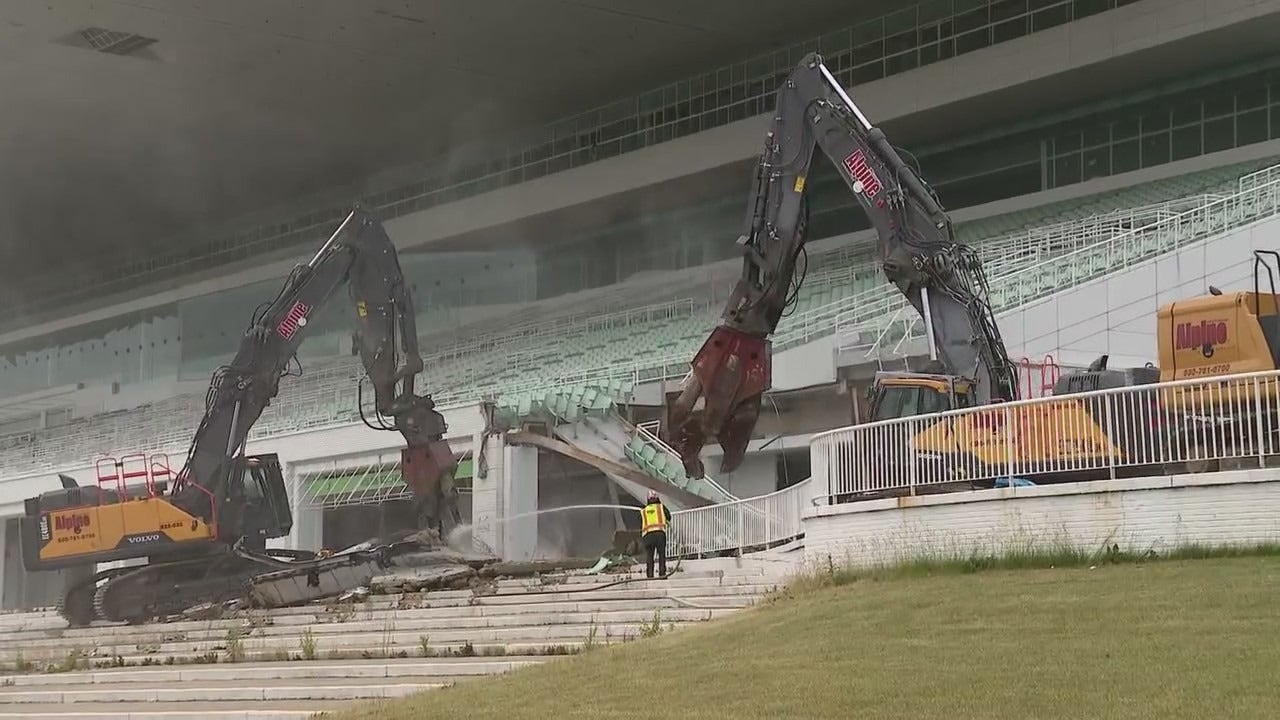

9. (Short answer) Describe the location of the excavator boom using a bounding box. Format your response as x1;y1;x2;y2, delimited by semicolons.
669;53;1017;476
171;207;459;535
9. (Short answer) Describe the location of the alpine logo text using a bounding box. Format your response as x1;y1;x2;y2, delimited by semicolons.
277;301;311;341
55;513;91;535
1175;320;1228;357
842;150;883;198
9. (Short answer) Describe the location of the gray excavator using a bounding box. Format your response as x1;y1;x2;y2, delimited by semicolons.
668;53;1020;476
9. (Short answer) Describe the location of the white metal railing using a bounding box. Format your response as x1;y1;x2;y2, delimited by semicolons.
810;369;1280;504
1240;163;1280;193
626;414;737;503
669;479;810;557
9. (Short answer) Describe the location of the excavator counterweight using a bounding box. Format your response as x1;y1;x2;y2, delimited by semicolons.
670;53;1017;475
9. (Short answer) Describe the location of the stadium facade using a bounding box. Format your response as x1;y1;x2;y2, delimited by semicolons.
4;0;1280;608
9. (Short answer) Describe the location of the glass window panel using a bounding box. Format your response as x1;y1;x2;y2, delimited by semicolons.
1237;109;1268;146
1073;0;1112;17
883;7;916;35
1237;84;1268;111
1171;97;1202;126
1170;125;1202;161
1082;146;1110;180
1054;130;1082;152
1032;3;1070;31
885;51;919;76
1203;87;1236;118
1112;116;1139;140
955;27;990;54
1141;105;1170;132
917;0;952;24
1203;116;1234;154
993;0;1030;20
1271;105;1280;140
1082;122;1111;147
992;17;1029;42
1141;132;1170;167
1112;139;1140;174
1053;153;1081;186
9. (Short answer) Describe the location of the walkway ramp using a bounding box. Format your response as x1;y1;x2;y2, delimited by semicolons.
493;380;735;509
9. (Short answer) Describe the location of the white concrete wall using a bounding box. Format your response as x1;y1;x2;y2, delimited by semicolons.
999;214;1280;369
773;336;837;391
717;452;778;500
804;470;1280;568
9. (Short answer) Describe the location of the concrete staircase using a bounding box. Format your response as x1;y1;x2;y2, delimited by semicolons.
0;557;791;719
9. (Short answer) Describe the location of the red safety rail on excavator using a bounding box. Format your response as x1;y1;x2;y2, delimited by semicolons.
94;452;176;502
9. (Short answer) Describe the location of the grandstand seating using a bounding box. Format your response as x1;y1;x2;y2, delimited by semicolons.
1;157;1277;477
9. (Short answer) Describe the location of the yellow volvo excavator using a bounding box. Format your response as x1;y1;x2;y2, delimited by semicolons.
668;52;1280;488
21;207;462;626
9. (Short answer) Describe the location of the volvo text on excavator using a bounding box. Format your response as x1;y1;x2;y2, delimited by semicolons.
668;52;1019;476
20;207;462;626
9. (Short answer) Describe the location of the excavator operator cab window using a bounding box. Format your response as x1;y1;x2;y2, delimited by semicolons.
870;381;952;420
231;457;292;547
870;381;962;422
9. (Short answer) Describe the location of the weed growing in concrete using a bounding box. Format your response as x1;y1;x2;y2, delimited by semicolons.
378;620;396;658
418;635;430;658
49;649;83;673
301;628;318;661
224;625;245;663
639;610;664;639
12;651;32;673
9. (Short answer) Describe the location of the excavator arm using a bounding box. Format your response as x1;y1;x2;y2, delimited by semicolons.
669;53;1018;476
170;207;460;536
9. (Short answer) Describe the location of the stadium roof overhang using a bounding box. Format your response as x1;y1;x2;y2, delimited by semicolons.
0;0;876;282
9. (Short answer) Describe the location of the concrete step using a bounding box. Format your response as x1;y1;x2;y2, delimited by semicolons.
3;594;760;645
2;617;713;665
0;676;444;704
4;657;546;686
2;607;733;655
12;639;590;669
0;573;780;636
0;699;334;718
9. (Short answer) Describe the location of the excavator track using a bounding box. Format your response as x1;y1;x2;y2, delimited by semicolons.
59;566;137;627
93;556;266;624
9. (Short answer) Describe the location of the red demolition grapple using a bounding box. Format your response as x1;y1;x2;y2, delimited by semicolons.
668;325;771;478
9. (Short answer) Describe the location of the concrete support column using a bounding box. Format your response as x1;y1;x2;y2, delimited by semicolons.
502;444;539;562
470;431;502;556
282;462;322;552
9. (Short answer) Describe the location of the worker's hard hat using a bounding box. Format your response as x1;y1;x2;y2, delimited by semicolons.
647;491;660;503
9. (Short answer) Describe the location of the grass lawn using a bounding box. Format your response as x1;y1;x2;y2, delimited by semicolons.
321;556;1280;720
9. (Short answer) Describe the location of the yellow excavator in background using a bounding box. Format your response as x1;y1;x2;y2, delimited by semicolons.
21;207;462;626
667;51;1280;488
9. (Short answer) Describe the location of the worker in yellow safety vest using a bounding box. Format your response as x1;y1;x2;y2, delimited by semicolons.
640;491;672;579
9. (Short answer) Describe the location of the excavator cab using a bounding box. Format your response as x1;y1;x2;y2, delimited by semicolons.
213;454;293;549
867;372;975;422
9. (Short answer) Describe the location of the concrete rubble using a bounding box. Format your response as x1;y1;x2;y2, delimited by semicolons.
178;528;636;626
